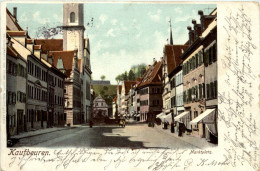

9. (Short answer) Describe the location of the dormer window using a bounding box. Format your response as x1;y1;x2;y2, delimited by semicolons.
70;12;75;23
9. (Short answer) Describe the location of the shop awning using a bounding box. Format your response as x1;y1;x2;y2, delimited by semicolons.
190;109;215;125
136;114;140;117
174;111;189;121
165;109;171;114
160;114;172;122
156;112;164;118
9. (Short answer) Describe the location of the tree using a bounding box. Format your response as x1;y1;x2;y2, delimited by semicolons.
138;65;147;77
101;75;106;81
115;74;123;84
128;70;136;81
122;71;128;81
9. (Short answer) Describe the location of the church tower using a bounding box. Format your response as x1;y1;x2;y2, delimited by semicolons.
62;3;85;61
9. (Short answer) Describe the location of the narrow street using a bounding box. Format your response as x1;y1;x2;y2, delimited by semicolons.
14;123;197;149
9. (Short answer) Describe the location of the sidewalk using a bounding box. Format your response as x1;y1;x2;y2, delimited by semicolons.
153;124;217;149
10;127;70;140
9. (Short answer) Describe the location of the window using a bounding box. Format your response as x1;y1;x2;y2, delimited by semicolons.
12;92;16;104
194;111;199;129
209;47;213;64
210;82;214;99
70;12;75;23
206;84;210;99
198;51;202;65
214;81;218;98
183;91;186;104
195;54;198;68
195;85;198;100
213;44;217;62
199;84;202;99
204;50;209;67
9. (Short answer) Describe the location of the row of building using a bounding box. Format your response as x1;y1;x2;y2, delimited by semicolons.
6;3;92;137
113;8;218;143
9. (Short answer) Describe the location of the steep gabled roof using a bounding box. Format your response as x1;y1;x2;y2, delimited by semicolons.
137;61;162;88
49;51;74;77
6;8;23;31
123;81;137;94
165;45;189;74
34;39;63;54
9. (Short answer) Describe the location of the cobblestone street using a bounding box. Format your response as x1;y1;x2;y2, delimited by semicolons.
13;122;216;149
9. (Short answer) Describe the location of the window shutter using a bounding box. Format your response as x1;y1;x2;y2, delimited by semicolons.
13;92;16;104
196;85;198;100
195;54;198;68
183;91;186;103
204;50;208;66
17;91;19;101
214;81;217;98
199;51;202;65
213;44;217;62
199;84;202;99
211;82;214;99
206;84;209;99
193;56;195;70
17;64;20;76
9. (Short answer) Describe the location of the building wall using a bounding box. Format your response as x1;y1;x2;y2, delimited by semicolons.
162;54;171;114
52;71;65;126
176;70;184;114
205;41;217;107
7;55;27;135
183;45;205;137
139;85;163;122
120;83;126;115
26;55;48;131
112;102;116;118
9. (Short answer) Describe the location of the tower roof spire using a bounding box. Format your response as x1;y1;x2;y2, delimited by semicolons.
169;18;173;45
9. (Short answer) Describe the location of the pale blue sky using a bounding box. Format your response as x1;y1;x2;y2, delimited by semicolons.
7;3;216;84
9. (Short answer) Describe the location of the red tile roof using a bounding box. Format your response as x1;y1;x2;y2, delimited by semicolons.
6;31;26;37
137;61;163;88
49;51;74;77
165;45;189;74
26;39;33;44
33;45;41;50
35;39;63;54
123;81;136;95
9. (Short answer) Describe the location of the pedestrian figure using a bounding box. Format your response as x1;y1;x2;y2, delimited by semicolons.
89;120;93;128
171;122;174;133
178;123;183;137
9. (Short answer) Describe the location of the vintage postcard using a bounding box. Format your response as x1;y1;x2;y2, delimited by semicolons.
0;1;259;171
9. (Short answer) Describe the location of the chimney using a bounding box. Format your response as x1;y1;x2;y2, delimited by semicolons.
13;7;17;21
187;26;194;45
192;20;198;39
198;10;205;31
